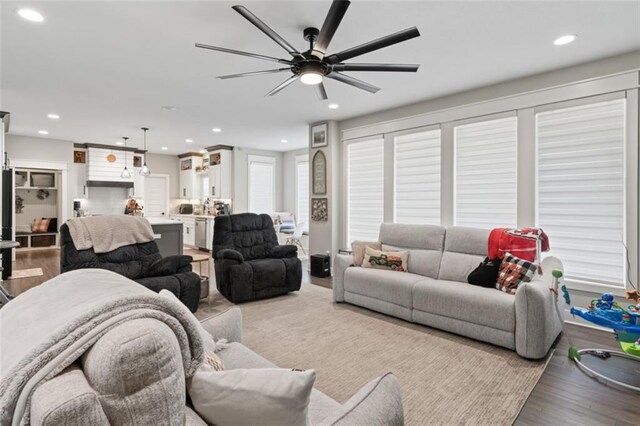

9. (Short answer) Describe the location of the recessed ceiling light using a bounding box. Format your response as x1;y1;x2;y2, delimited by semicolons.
47;113;60;119
281;139;288;143
554;34;576;46
18;9;44;22
38;130;49;135
212;128;222;133
115;141;124;145
161;147;168;150
328;103;339;109
161;105;177;111
185;139;194;143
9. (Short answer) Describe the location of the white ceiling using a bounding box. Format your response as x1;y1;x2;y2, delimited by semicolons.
1;1;639;154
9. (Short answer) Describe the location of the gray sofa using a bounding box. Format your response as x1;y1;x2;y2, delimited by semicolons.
334;224;563;359
29;308;404;425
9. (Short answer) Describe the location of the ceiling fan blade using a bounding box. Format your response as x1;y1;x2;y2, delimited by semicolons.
311;0;351;59
195;43;292;64
315;82;328;100
232;5;303;59
218;68;291;79
325;27;420;64
327;72;380;94
332;63;419;72
265;75;299;97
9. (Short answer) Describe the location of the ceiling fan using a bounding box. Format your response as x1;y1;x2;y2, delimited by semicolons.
195;0;421;100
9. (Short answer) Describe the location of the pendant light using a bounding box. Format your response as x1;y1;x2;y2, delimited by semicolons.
120;137;131;179
140;127;150;176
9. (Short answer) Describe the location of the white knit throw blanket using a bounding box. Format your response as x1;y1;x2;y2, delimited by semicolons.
66;215;155;253
0;269;204;426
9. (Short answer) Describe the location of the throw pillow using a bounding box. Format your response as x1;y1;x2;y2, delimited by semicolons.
362;246;409;272
495;252;538;294
351;241;382;266
32;218;51;233
468;257;502;288
188;368;316;426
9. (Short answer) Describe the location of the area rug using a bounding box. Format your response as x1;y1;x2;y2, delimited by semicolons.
9;268;43;279
196;284;550;425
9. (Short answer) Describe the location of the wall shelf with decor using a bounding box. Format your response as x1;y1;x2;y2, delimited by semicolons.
13;168;61;250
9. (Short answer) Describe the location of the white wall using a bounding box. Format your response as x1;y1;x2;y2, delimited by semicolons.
83;187;129;215
232;147;283;214
282;148;307;214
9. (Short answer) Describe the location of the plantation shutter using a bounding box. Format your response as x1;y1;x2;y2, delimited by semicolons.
536;98;626;286
454;116;518;229
296;159;309;231
248;157;275;215
394;128;441;224
347;137;384;243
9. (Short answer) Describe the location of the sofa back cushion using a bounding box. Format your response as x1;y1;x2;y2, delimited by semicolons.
438;226;490;282
213;213;278;261
379;223;446;279
81;318;186;426
60;223;161;280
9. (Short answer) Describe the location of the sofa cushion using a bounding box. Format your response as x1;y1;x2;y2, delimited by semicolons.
217;343;341;425
344;267;425;308
382;244;442;279
247;258;286;290
437;252;485;283
379;223;446;251
444;226;490;256
412;279;516;332
81;318;186;425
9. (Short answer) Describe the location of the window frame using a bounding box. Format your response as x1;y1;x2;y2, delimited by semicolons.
247;154;276;215
294;154;309;231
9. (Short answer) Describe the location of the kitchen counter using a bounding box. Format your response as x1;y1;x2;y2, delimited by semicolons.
169;214;217;219
145;217;182;225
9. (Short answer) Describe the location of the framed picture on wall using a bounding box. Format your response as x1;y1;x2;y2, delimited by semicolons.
311;198;328;222
311;123;328;148
312;150;327;195
133;155;142;168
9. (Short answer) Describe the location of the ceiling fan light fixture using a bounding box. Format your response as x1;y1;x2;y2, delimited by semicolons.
300;71;323;85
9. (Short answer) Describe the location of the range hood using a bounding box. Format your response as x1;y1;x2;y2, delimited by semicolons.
86;180;133;188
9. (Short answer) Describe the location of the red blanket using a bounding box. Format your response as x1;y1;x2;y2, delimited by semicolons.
488;227;549;262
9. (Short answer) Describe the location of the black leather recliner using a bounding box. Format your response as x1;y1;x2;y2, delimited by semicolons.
212;213;302;303
59;223;201;312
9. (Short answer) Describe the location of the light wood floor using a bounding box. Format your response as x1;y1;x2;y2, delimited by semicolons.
3;248;638;425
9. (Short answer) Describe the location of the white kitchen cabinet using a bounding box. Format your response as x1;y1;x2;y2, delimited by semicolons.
183;218;195;247
179;155;203;199
207;147;233;199
129;164;145;199
69;161;88;199
206;217;216;250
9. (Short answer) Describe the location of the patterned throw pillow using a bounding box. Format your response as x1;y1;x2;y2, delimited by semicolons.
351;241;382;266
362;246;409;272
32;218;51;233
496;253;538;294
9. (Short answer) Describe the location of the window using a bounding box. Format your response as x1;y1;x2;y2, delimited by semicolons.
248;155;275;214
454;116;518;229
536;98;626;286
295;155;309;231
394;128;441;224
347;138;384;242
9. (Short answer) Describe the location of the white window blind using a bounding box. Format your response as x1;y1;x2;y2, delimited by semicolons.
537;98;626;287
454;116;518;229
347;138;384;243
394;129;441;224
248;156;275;214
296;158;309;232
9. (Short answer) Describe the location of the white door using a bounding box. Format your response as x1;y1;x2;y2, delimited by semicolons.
144;175;169;217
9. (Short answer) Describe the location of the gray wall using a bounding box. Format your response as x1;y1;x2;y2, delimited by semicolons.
145;153;180;198
232;147;284;214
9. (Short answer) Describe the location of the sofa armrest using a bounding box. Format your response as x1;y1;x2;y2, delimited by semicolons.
31;364;109;426
333;254;354;303
270;245;298;258
215;249;244;264
146;255;193;277
318;373;404;426
514;256;564;359
199;307;243;343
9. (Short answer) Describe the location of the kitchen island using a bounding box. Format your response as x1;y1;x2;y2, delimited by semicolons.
146;217;184;257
